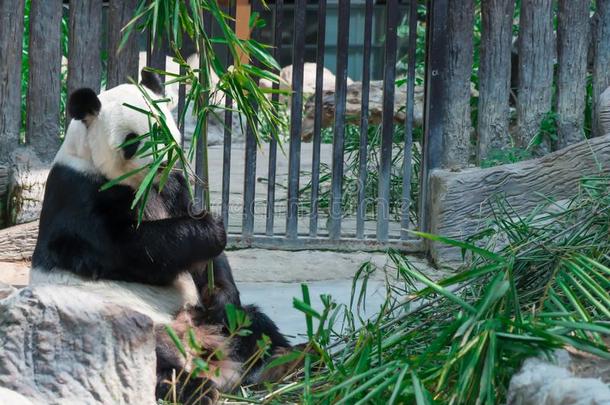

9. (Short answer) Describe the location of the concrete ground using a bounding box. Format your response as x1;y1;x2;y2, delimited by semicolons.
0;249;443;343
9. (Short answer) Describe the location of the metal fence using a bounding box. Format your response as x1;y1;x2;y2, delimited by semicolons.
0;0;426;252
1;0;607;255
213;0;423;252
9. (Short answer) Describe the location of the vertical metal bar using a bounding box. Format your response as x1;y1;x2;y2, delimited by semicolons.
286;0;307;239
178;64;186;149
195;11;213;212
266;0;283;236
146;33;168;82
356;0;374;239
329;1;350;240
222;2;236;229
243;1;261;237
401;0;418;239
377;0;399;242
308;0;327;237
419;0;449;234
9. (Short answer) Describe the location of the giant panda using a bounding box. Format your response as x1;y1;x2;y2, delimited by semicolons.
30;70;295;404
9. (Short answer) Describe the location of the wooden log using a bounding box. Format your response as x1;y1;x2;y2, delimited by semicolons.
555;0;590;149
593;0;610;137
477;0;514;162
67;0;103;99
107;0;139;88
0;0;25;166
429;132;610;265
0;221;39;262
515;0;554;155
27;0;62;162
442;0;474;169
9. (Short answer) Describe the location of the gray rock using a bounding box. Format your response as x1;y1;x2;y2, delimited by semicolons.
0;286;157;405
300;80;424;142
507;351;610;405
0;387;34;405
0;282;16;300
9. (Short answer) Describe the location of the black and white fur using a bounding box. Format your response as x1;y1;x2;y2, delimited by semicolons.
31;71;293;404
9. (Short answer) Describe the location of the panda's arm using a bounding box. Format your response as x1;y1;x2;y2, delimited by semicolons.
118;213;227;285
157;171;192;216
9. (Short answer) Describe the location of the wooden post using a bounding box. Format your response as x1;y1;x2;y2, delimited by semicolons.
593;0;610;137
555;0;589;149
235;0;251;64
515;0;554;155
0;0;25;166
27;0;63;162
68;0;103;99
477;0;514;162
107;0;139;88
441;0;474;169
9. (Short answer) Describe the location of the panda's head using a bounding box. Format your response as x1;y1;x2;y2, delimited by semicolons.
58;69;180;188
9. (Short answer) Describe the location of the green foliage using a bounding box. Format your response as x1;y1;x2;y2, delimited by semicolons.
294;123;421;223
113;0;284;218
234;175;610;404
480;147;532;168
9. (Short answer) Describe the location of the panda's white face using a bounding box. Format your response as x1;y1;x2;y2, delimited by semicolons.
57;79;181;188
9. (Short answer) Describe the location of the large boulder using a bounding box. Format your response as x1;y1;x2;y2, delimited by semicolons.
0;286;157;404
507;350;610;405
259;63;354;96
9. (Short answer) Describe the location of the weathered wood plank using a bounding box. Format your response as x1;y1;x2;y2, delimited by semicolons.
477;0;514;162
515;0;554;155
0;166;8;198
0;0;25;165
0;165;8;227
593;0;610;137
442;0;474;169
67;0;103;99
107;0;139;88
429;132;610;265
0;221;38;262
26;0;63;162
555;0;589;149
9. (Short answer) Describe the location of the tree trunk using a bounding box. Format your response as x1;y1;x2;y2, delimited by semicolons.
26;0;62;162
477;0;515;162
106;0;139;88
593;0;610;137
67;0;103;98
515;0;554;155
555;0;590;149
442;0;475;169
0;0;25;167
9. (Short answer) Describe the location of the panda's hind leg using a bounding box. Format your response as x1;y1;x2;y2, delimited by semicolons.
155;310;241;404
190;253;241;324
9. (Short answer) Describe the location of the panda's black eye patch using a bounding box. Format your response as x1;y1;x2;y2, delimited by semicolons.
122;133;141;160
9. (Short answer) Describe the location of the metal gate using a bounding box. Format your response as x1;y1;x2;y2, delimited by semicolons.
191;0;426;252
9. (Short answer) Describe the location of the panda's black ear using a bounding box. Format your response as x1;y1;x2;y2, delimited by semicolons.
140;68;164;96
68;88;101;121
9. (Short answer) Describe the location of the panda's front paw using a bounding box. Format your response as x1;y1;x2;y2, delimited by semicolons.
198;213;227;255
